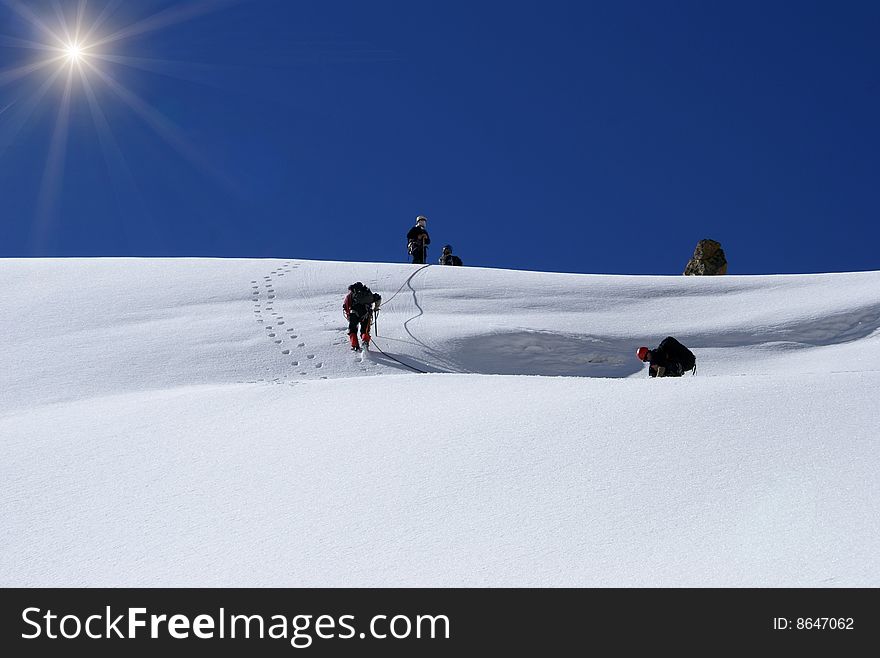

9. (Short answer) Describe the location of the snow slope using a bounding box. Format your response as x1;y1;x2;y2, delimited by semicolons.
1;258;878;586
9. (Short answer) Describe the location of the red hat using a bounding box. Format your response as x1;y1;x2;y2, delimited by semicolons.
636;346;650;362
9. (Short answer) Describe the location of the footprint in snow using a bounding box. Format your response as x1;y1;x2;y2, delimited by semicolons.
297;342;305;348
315;362;323;368
292;361;299;366
274;340;282;344
268;333;276;338
307;354;315;360
282;349;290;355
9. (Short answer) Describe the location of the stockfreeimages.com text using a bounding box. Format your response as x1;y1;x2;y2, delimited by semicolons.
22;607;450;648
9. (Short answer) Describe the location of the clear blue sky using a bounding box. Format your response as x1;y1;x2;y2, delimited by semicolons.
1;0;878;274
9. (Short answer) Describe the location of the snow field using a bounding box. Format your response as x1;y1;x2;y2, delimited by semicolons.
1;258;878;586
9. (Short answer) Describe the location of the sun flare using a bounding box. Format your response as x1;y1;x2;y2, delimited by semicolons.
64;43;84;64
0;0;240;249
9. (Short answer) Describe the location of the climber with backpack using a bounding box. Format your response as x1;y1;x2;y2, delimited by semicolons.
636;337;696;377
406;215;431;264
343;282;382;351
438;245;463;266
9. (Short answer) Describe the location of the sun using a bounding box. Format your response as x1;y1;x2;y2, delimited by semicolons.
64;43;84;64
0;0;242;251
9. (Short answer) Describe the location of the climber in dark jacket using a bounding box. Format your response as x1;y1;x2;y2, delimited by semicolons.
438;245;462;266
406;215;430;264
343;282;382;351
636;337;696;377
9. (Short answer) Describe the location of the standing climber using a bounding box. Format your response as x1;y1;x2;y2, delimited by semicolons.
343;282;382;351
406;215;431;264
438;244;463;266
636;337;696;377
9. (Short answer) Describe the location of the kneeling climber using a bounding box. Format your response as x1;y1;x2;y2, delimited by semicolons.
636;336;696;377
438;245;463;266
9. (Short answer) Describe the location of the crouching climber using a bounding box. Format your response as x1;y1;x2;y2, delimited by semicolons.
438;245;463;266
636;337;696;377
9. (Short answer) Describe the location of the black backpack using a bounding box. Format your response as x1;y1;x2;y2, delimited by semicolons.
350;283;374;307
658;336;696;373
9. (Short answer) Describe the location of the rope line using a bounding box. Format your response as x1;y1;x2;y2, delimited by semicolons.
366;340;429;374
364;264;433;374
380;264;431;308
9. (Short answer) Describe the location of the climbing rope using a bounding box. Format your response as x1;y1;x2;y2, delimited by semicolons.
366;264;433;374
379;263;431;308
367;340;429;374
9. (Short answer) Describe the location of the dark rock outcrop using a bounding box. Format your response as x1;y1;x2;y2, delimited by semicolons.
684;239;728;275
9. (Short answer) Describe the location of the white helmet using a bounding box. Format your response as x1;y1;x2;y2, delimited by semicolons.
415;215;427;225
